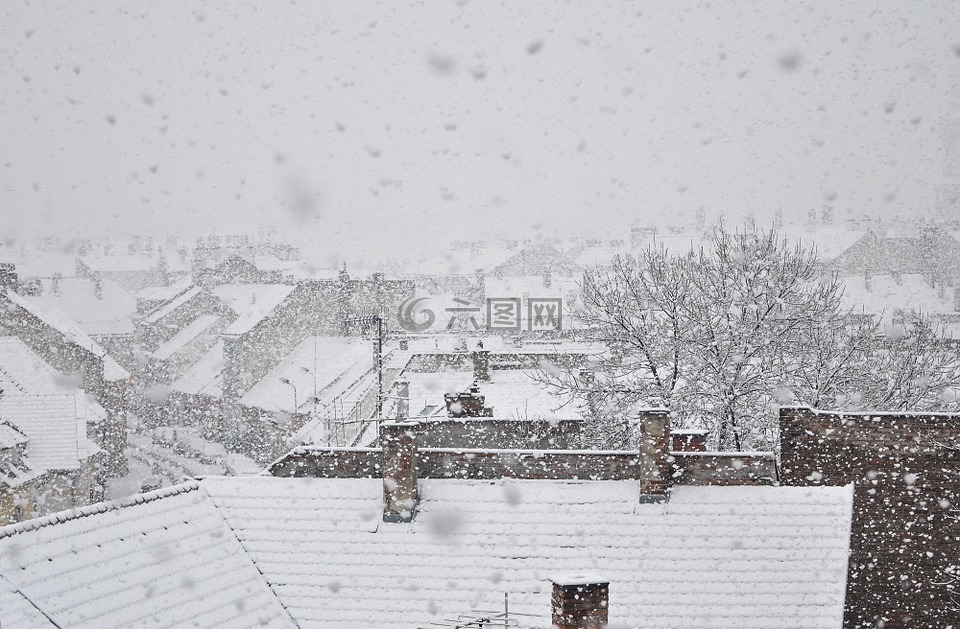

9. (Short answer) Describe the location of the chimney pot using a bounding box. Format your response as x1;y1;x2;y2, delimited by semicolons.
550;577;609;629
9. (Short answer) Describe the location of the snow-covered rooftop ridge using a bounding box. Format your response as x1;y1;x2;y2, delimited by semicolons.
0;480;200;540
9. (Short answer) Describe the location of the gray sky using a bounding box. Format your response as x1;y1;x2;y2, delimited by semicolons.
2;0;959;259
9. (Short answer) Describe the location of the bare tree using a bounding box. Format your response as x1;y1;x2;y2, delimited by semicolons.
540;224;960;451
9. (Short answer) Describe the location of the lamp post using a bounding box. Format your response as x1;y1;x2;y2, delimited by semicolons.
279;377;298;414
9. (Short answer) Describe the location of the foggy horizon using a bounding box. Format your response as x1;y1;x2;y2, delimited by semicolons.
3;1;960;261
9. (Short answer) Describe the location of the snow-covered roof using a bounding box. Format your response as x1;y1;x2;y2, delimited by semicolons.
211;284;294;335
0;337;73;394
0;476;852;628
135;275;194;302
0;336;110;426
28;278;135;336
837;273;956;319
143;285;203;324
1;290;128;381
202;477;853;628
0;482;294;629
0;574;57;628
170;340;224;397
151;314;221;361
241;336;371;413
400;369;580;420
0;422;29;449
0;393;100;470
77;254;156;273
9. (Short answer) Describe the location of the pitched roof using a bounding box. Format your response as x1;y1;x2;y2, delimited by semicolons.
832;228;960;275
170;339;225;397
29;278;136;336
135;275;194;302
0;336;74;394
202;477;853;628
0;475;853;628
0;574;58;628
0;482;295;629
240;336;371;413
837;273;956;319
1;290;128;381
211;284;295;335
0;394;100;470
143;285;204;324
151;313;221;361
0;422;29;449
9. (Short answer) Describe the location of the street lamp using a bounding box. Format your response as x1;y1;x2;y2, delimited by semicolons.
279;377;298;414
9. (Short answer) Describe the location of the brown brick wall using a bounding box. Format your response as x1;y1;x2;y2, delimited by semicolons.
780;407;960;628
670;453;777;486
266;448;381;478
416;448;645;481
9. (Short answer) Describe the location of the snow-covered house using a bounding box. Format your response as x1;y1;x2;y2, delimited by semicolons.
489;242;580;279
135;283;232;354
75;254;168;292
0;338;105;525
26;277;138;369
0;411;853;628
379;336;598;427
0;394;102;526
837;272;960;332
0;292;130;476
831;226;960;283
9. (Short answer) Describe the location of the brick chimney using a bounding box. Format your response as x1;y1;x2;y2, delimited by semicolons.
472;349;490;382
550;577;609;629
638;409;670;500
381;421;419;522
671;429;708;452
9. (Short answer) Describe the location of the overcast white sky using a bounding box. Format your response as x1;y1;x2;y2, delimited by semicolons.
2;0;959;259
